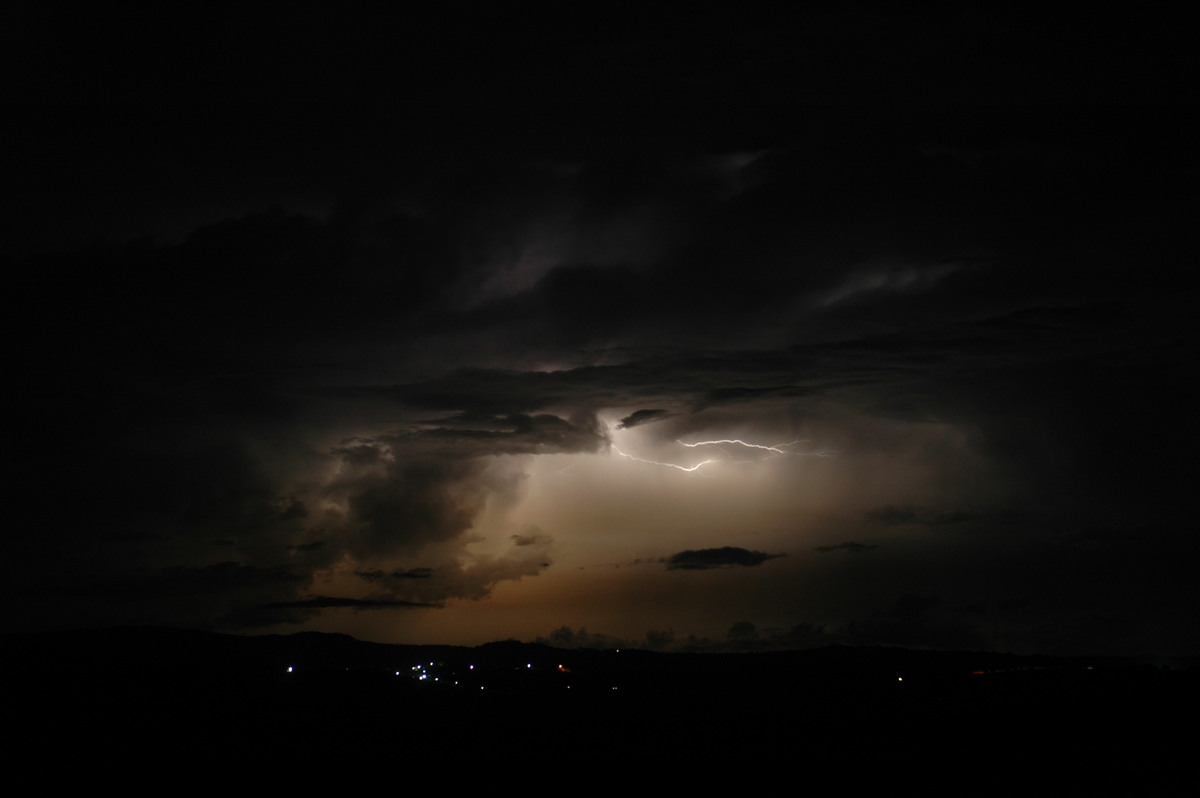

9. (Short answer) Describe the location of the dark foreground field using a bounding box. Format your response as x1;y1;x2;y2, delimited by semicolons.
3;627;1197;780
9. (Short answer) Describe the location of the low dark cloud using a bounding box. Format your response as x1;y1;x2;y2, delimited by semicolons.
865;506;974;526
394;568;435;580
260;596;437;610
288;541;324;553
355;570;387;582
815;542;879;554
511;531;551;547
664;547;784;571
617;409;671;429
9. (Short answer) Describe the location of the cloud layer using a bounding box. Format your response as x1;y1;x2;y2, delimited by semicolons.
7;5;1197;657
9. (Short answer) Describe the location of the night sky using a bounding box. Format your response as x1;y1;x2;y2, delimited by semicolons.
7;4;1198;658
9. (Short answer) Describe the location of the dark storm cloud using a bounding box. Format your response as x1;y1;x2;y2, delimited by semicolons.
12;121;1195;644
317;417;602;563
353;568;435;581
664;547;784;571
418;413;608;456
260;596;437;610
864;506;974;527
278;500;308;522
511;532;550;547
7;188;617;623
815;542;879;554
8;2;1198;657
329;457;496;559
288;542;324;555
23;99;1188;407
360;248;1183;432
395;567;435;579
617;409;671;429
355;570;387;582
344;533;555;606
699;385;813;409
334;444;386;467
358;347;858;425
230;538;552;617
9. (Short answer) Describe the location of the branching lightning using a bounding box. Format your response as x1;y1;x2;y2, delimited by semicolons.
678;438;802;455
612;445;717;473
609;430;834;474
681;438;835;458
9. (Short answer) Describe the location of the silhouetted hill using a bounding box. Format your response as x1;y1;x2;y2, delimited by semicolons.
3;627;1197;774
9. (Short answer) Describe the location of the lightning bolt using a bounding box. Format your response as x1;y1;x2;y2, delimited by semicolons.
608;430;835;474
678;438;802;455
611;444;717;473
682;439;837;458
